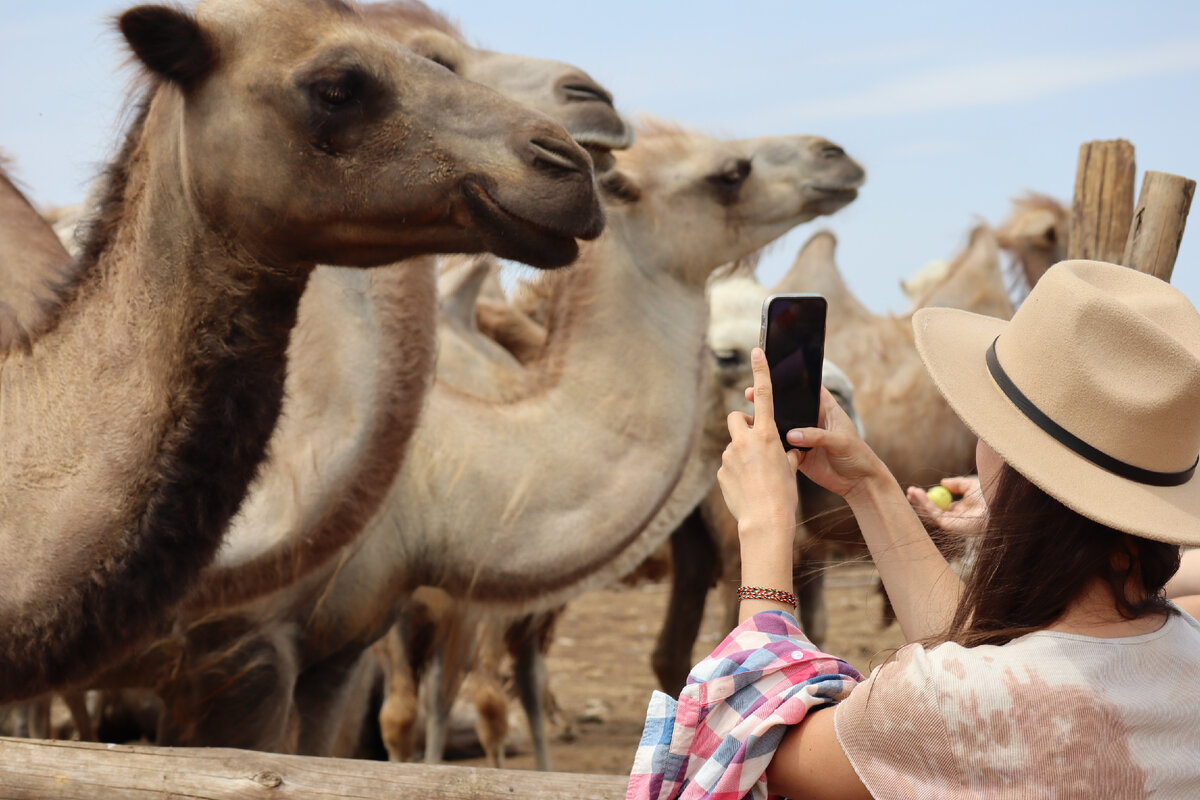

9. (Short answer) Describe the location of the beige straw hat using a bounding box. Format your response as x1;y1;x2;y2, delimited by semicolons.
913;259;1200;546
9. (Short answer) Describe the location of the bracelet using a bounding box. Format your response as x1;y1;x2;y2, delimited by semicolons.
736;585;798;607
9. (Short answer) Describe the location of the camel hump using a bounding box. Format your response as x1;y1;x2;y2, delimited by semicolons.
774;230;874;324
913;224;1011;320
438;255;498;332
773;230;838;294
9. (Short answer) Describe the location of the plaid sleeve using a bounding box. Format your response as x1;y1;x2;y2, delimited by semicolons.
626;610;863;800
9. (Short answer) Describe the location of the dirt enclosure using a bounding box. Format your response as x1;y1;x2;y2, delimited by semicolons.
455;562;905;776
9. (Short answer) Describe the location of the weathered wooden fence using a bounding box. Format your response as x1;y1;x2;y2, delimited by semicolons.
0;737;629;800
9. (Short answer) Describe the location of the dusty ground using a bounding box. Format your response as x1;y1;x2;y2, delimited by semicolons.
455;562;905;776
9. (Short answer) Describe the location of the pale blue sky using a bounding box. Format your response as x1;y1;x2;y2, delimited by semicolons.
3;1;1198;312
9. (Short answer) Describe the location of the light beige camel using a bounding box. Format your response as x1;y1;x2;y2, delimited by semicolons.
366;128;865;768
0;0;604;702
117;123;863;756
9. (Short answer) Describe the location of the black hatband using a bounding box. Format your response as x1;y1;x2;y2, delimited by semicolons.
985;338;1197;487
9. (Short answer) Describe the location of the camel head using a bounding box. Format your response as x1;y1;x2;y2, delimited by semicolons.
118;0;604;270
358;1;634;171
996;193;1068;289
598;121;865;284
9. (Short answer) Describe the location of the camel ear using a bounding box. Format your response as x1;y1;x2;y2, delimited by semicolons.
119;5;215;89
599;170;642;204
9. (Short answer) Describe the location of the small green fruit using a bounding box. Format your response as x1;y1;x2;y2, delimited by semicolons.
927;485;953;511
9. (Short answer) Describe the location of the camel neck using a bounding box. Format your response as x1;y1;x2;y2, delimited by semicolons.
356;221;711;616
0;94;311;699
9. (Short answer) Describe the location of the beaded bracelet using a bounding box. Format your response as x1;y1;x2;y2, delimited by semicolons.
736;585;798;607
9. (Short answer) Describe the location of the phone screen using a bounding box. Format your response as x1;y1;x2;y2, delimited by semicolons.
762;294;826;450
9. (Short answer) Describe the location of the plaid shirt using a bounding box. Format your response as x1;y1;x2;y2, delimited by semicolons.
626;610;863;800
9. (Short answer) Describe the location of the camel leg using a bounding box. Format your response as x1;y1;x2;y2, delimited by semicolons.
468;626;509;769
25;696;52;739
468;620;509;768
651;507;719;696
378;627;420;761
419;604;480;765
61;690;95;741
506;610;559;772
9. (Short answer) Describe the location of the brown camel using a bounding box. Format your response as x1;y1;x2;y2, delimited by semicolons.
0;0;604;702
67;2;626;751
111;122;864;756
174;1;632;613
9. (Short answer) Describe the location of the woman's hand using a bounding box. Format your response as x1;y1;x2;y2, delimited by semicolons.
718;348;800;539
906;475;987;534
783;385;887;501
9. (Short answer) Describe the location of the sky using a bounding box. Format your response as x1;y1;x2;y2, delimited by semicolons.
3;0;1199;313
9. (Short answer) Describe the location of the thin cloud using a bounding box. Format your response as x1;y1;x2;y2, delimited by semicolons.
785;37;1200;121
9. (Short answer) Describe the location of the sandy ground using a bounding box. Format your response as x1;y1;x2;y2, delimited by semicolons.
454;562;905;776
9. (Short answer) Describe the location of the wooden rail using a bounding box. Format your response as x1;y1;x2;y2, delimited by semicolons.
0;737;629;800
1063;140;1192;282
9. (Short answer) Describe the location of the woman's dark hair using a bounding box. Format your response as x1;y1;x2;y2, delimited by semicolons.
935;463;1181;648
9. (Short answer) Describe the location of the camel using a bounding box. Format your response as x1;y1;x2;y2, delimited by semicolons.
995;192;1068;293
0;0;605;702
156;1;632;614
113;122;864;757
650;225;1014;693
64;0;629;751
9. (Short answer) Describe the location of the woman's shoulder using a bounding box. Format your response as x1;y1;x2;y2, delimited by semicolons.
842;610;1200;713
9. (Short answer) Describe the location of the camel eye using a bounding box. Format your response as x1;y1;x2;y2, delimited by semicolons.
313;74;359;107
428;53;458;73
708;158;752;195
713;349;744;368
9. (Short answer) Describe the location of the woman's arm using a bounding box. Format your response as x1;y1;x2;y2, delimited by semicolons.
764;707;873;800
721;348;964;641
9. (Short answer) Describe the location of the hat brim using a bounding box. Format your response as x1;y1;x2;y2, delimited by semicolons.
913;307;1200;547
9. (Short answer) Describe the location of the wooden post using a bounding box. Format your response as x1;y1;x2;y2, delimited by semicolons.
1122;170;1196;283
0;738;629;800
1068;140;1137;263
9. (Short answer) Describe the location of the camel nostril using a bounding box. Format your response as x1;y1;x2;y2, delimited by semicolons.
529;137;590;176
821;145;846;159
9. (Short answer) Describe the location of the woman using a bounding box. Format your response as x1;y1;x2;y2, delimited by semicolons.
633;260;1200;799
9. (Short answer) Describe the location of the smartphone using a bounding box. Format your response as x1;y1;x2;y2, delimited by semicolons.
759;293;827;451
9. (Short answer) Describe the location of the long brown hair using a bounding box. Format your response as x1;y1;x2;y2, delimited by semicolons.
935;463;1181;648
